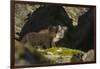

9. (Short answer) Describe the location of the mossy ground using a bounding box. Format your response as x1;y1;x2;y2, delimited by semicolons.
44;47;81;56
15;40;84;64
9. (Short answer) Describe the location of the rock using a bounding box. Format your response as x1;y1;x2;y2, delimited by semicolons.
63;6;89;26
71;53;83;62
15;4;40;33
56;56;72;63
82;49;95;62
56;57;64;63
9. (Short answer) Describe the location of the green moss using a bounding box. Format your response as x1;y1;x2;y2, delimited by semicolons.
45;47;59;54
43;47;81;56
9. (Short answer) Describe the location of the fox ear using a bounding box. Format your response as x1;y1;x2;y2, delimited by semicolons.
58;25;61;30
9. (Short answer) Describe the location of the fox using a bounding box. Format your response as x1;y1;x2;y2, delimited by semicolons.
21;26;58;49
20;25;67;49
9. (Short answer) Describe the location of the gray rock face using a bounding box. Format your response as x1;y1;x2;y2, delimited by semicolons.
82;49;95;62
63;6;89;26
15;4;40;33
15;4;89;35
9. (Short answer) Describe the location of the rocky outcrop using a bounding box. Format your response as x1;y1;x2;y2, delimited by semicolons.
82;49;95;62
